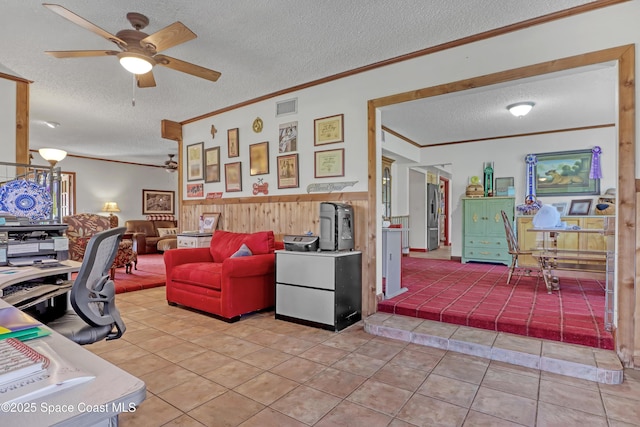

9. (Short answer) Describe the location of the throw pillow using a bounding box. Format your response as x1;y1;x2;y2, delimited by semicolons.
230;243;253;258
157;227;179;238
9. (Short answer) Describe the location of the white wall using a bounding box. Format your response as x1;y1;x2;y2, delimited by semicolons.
180;1;637;294
182;85;369;198
415;127;616;257
47;155;178;224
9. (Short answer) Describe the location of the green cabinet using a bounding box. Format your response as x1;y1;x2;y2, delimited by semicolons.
462;197;514;265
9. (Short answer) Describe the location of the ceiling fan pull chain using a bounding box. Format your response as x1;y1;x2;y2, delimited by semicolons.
132;74;136;107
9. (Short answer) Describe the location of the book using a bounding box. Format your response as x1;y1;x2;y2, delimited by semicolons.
0;340;94;404
0;338;49;386
0;306;42;337
0;327;50;342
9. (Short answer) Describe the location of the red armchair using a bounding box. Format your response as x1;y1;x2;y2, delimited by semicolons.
164;230;282;321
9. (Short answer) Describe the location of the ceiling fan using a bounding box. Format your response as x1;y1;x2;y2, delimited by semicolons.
164;154;178;172
43;3;221;88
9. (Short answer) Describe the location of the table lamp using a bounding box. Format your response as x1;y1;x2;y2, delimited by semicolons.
102;202;120;228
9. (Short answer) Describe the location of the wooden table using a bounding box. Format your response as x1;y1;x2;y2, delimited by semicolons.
526;226;614;330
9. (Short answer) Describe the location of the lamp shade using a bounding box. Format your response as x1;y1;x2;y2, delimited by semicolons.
38;148;67;166
507;102;535;117
102;202;121;213
118;52;153;74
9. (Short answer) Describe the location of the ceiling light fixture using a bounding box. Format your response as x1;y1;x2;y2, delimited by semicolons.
507;102;535;117
38;148;67;167
118;52;154;75
44;121;60;128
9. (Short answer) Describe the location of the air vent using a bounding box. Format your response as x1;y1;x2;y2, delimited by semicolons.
276;98;297;117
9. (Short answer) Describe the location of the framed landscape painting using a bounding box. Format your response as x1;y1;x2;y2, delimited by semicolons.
534;149;600;196
142;189;174;214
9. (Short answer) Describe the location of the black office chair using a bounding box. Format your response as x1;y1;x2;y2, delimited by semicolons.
47;227;127;345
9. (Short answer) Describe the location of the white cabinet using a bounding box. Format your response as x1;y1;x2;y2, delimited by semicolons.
275;250;361;331
177;233;212;248
382;228;406;299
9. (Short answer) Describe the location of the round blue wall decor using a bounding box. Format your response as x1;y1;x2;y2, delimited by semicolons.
0;180;52;219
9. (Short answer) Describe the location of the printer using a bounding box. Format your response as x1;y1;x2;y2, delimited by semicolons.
283;235;319;252
0;224;69;266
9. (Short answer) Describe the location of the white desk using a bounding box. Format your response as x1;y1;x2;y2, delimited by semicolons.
0;260;82;314
0;260;81;292
0;299;146;426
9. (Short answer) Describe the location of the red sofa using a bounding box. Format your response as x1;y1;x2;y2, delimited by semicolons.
164;230;282;321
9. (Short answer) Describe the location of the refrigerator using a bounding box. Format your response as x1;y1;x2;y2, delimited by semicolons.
427;183;439;251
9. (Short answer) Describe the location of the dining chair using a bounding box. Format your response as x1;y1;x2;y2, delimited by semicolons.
501;210;538;284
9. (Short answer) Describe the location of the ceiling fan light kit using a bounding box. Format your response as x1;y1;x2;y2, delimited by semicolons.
507;102;535;117
164;154;178;173
118;52;154;74
43;3;221;87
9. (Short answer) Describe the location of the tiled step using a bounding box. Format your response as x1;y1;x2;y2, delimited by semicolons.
364;313;623;385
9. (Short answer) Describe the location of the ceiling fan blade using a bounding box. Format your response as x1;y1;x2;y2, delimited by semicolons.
45;50;119;58
154;55;221;82
137;71;157;88
43;3;126;46
140;22;196;53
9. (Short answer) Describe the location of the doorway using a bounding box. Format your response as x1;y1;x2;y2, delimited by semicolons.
368;45;635;362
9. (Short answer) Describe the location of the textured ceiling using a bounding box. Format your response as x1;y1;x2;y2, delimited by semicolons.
0;0;598;166
381;63;617;149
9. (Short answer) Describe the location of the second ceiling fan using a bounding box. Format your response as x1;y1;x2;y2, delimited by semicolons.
43;3;221;88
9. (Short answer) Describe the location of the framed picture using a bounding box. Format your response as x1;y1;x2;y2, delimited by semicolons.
534;149;600;196
551;202;568;216
225;162;242;192
201;212;221;233
186;183;204;198
314;148;345;178
279;121;298;153
277;154;299;188
142;189;174;214
227;128;239;158
204;147;221;183
568;199;593;216
186;142;204;181
495;177;514;196
314;114;344;146
249;142;269;176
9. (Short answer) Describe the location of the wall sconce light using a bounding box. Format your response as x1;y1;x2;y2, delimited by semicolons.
507;102;535;117
102;202;121;228
38;148;67;167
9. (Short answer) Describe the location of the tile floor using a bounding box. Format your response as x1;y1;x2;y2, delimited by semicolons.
88;287;640;427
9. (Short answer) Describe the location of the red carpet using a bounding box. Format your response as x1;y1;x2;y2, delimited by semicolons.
112;254;166;294
378;257;613;350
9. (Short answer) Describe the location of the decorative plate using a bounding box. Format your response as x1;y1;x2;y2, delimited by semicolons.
0;180;52;220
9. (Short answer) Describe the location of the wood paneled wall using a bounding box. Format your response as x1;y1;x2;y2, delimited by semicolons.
181;192;376;315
